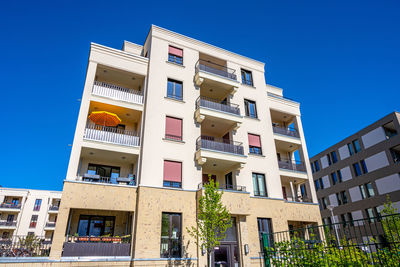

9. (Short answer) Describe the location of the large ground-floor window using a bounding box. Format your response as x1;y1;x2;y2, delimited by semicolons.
160;213;181;258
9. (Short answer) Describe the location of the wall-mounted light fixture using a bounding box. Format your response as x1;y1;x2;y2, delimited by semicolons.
202;245;206;256
244;244;249;255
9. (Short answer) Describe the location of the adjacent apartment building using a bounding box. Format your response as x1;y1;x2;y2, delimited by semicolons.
50;25;321;266
0;188;61;241
310;112;400;226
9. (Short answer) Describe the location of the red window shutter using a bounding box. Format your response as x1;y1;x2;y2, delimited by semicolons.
168;46;183;57
163;161;182;182
248;134;261;147
165;117;182;139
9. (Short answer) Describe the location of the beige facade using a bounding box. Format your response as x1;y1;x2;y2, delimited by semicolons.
44;25;322;266
0;188;61;241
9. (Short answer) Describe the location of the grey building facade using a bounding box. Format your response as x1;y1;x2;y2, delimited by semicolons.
310;112;400;225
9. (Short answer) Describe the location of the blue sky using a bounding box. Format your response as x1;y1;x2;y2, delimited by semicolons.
1;0;399;191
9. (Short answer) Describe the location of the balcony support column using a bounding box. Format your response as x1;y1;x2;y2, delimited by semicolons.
289;181;295;202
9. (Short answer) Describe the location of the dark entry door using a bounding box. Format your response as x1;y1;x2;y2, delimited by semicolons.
213;243;240;267
225;172;233;190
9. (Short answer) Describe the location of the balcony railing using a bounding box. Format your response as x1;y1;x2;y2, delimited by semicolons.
84;124;140;147
49;205;59;211
198;182;246;192
196;136;244;155
0;221;17;227
0;203;21;209
45;222;56;228
273;125;299;138
278;159;307;173
196;96;240;116
63;235;131;257
81;174;136;186
0;235;51;257
195;59;237;81
92;81;143;105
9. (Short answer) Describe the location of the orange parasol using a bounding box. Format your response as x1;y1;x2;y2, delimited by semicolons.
88;111;121;127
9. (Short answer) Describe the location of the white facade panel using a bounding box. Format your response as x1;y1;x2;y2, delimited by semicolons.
322;175;330;188
321;156;329;169
338;145;350;160
329;194;338;207
365;151;389;173
361;127;386;149
341;166;352;182
349;186;362;202
376;173;400;195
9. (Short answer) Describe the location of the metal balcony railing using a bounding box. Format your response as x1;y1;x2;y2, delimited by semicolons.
49;205;59;211
84;124;140;147
0;221;17;227
92;81;143;104
278;159;307;172
45;222;56;228
195;59;237;81
198;182;246;192
196;136;244;155
0;203;21;209
272;125;299;138
196;96;240;115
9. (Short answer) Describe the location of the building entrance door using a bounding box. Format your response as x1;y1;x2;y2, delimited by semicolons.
212;217;240;266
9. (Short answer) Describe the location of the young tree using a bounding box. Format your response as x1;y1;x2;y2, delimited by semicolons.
187;178;232;266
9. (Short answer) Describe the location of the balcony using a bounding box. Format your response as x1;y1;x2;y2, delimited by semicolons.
84;124;140;147
195;59;239;94
195;96;242;130
195;136;247;168
92;81;143;106
48;205;59;213
44;222;56;230
273;125;299;138
63;235;131;257
0;220;17;229
0;203;21;212
278;159;308;180
80;174;136;186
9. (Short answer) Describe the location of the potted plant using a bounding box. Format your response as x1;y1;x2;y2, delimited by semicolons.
73;233;79;242
90;236;101;242
78;236;89;242
101;235;112;242
112;236;121;243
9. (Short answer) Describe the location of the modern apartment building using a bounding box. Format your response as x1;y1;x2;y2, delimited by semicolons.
310;112;400;226
0;188;61;241
50;25;321;266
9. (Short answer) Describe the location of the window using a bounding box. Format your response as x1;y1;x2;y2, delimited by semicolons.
77;215;115;236
361;160;368;174
163;160;182;188
360;185;367;199
336;191;348;205
314;180;320;191
33;199;42;211
340;214;346;225
12;198;19;206
167;79;183;100
331;151;338;163
353;163;362;176
257;218;273;252
29;215;38;228
327;154;332;166
366;208;376;223
241;69;253;86
160;213;182;258
390;145;400;163
319;177;324;189
347;143;354;156
252;173;267;197
311;163;315;173
359;183;375;199
87;163;120;182
244;99;257;118
331;172;338;185
314;161;320;172
353;139;361;153
321;197;328;209
248;134;262;155
337;170;343;182
168;46;183;65
300;184;307;197
383;122;398;139
165;116;182;141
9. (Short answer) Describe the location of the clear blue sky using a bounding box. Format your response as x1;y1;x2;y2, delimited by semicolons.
1;0;399;191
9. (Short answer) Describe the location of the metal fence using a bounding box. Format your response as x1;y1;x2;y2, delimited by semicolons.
196;135;244;155
0;236;51;257
261;213;400;266
196;96;241;115
195;59;237;80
